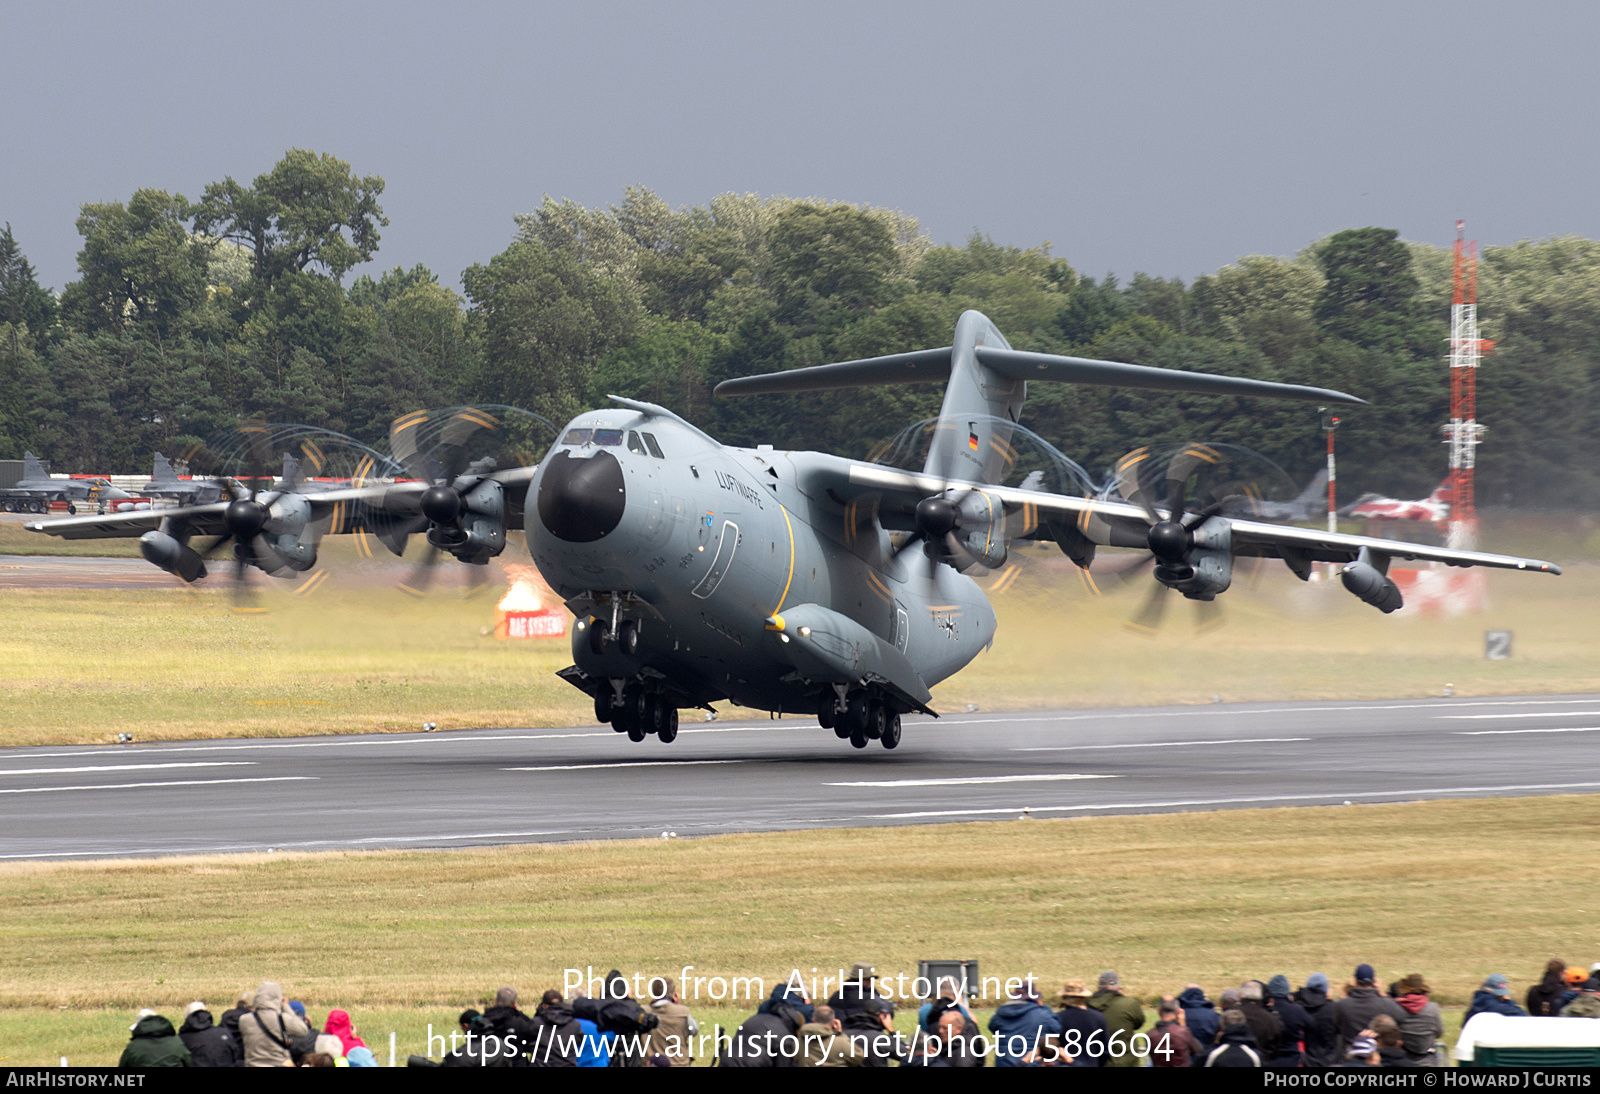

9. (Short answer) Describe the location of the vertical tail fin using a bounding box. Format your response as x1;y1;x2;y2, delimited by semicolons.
150;453;177;482
922;311;1024;483
22;452;48;481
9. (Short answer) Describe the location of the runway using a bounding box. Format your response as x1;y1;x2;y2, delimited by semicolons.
3;693;1599;860
0;554;175;589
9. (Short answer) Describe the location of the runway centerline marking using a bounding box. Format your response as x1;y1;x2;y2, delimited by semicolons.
504;761;745;772
0;776;316;795
1457;727;1600;736
863;780;1600;818
1440;712;1600;720
827;773;1116;788
1013;737;1310;752
0;762;256;776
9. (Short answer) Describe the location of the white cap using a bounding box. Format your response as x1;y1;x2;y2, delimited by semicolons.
130;1008;157;1031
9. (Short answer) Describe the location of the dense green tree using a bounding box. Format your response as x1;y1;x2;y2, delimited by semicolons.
1312;228;1436;357
194;149;387;287
766;203;900;322
58;190;211;338
462;240;643;423
0;224;58;354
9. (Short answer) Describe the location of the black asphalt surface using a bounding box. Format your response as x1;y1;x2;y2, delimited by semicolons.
3;694;1600;860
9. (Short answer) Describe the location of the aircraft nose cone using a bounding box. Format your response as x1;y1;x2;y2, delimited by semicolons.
537;449;626;542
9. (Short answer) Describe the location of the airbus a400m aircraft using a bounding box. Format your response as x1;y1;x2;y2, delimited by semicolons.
31;311;1560;750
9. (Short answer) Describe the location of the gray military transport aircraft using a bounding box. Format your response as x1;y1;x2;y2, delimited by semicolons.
28;310;1560;749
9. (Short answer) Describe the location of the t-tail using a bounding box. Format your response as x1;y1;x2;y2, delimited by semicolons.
713;309;1366;487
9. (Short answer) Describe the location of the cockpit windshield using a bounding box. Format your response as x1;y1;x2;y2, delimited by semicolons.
561;429;592;445
591;429;624;446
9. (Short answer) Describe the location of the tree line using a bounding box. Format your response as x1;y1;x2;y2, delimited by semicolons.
3;148;1596;507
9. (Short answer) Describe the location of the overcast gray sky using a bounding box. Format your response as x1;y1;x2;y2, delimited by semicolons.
5;1;1598;294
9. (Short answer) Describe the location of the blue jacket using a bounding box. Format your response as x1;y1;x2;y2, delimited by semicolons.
1177;987;1220;1053
987;1002;1061;1067
1464;990;1527;1023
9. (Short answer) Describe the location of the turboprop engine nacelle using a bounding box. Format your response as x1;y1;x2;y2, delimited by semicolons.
1341;546;1403;614
1157;517;1233;601
138;530;206;583
951;491;1007;571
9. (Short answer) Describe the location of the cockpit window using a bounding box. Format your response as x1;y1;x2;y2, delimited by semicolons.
641;432;664;458
626;430;648;455
591;428;624;446
562;429;592;445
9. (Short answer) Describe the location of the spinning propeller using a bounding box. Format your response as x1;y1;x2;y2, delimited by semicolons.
388;408;502;597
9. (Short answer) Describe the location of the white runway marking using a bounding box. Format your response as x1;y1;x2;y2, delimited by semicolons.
864;781;1600;818
828;773;1116;788
0;776;316;795
1441;712;1600;720
0;762;256;776
1013;737;1310;752
930;698;1600;727
1457;727;1600;736
504;761;744;772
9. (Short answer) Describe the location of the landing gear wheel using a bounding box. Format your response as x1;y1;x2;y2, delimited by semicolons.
834;722;851;740
588;618;611;656
658;705;679;744
618;619;639;656
622;683;648;742
816;694;836;730
849;727;869;749
66;503;76;515
865;699;885;741
880;712;901;750
643;692;667;736
594;688;614;725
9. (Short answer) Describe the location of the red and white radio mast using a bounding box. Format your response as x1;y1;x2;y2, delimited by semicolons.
1443;220;1486;547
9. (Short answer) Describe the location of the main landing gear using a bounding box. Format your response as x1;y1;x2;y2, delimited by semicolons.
818;686;902;751
595;682;679;744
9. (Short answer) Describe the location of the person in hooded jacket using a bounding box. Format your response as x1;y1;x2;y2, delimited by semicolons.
988;980;1061;1067
1264;975;1310;1066
1333;965;1405;1055
1294;973;1340;1067
1391;974;1443;1066
1177;984;1220;1057
480;986;541;1066
1204;1010;1263;1067
218;991;252;1054
1464;975;1527;1022
569;971;658;1067
238;981;310;1068
178;1001;239;1067
528;990;585;1067
1527;959;1569;1016
322;1009;365;1059
720;991;808;1066
120;1010;191;1068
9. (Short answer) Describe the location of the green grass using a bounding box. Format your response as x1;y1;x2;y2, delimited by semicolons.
0;521;142;557
0;794;1592;1065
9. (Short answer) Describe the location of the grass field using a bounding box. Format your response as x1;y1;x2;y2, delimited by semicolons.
0;795;1592;1065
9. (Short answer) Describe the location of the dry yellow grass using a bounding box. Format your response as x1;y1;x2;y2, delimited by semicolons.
2;795;1594;1017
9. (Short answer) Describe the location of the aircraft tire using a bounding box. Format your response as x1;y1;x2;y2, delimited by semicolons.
618;619;639;656
594;688;614;725
588;618;611;656
880;713;902;750
849;727;869;749
834;723;851;739
66;503;77;515
658;706;678;744
627;723;647;743
642;692;666;736
865;700;885;741
816;695;836;730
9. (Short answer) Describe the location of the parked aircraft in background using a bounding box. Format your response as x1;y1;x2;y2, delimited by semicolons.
1343;477;1451;525
0;453;130;514
138;454;233;506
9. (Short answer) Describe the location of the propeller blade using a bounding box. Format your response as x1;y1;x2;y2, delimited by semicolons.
229;546;263;614
1115;447;1161;525
398;543;441;598
1125;581;1171;635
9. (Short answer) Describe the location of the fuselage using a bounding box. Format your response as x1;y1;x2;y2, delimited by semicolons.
522;406;995;715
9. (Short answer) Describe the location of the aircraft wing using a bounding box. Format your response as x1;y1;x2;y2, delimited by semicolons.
844;463;1562;575
24;503;231;540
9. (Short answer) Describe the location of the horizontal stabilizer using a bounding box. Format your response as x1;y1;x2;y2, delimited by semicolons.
713;347;953;397
972;347;1367;406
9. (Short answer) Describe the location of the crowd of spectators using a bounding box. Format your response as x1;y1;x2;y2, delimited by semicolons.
117;958;1600;1068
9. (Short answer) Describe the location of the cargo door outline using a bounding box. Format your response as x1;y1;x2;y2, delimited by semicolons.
692;520;740;599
